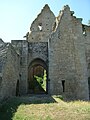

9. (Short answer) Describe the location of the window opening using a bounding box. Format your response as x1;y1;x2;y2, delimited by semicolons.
62;80;65;92
38;23;42;31
82;25;86;36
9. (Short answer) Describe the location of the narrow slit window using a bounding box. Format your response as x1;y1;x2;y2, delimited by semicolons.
62;80;65;92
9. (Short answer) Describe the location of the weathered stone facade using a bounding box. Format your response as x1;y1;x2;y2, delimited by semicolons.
0;4;90;101
0;39;20;101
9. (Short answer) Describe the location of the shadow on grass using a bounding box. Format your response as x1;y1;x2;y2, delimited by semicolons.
0;94;56;120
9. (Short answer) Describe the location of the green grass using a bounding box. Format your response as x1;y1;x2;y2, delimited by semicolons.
34;70;47;91
0;95;90;120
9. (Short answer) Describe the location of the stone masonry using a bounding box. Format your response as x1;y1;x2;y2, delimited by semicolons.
0;4;90;101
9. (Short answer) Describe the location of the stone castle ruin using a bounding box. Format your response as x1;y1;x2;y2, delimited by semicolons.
0;4;90;101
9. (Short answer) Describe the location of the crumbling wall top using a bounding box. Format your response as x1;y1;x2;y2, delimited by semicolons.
30;4;55;32
83;24;90;32
0;38;4;47
52;5;71;32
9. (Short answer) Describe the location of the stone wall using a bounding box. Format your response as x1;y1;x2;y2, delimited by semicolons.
0;44;20;101
0;4;90;101
27;4;55;42
28;42;48;93
11;41;48;95
49;5;89;100
84;26;90;78
0;39;7;87
28;42;48;65
11;40;28;95
84;25;90;99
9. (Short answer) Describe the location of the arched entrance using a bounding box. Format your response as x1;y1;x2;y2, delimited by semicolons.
28;58;48;94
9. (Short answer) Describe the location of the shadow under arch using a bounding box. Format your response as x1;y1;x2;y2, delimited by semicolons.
28;58;48;94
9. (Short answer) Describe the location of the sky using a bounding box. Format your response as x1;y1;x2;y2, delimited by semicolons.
0;0;90;42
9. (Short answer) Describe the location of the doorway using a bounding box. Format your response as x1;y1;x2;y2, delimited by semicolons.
28;58;48;94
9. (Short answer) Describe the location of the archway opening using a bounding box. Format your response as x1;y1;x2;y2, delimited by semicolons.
28;58;48;94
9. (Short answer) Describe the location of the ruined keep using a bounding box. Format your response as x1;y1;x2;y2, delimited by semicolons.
0;4;90;101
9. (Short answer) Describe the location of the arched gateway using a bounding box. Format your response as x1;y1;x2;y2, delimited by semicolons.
28;58;48;94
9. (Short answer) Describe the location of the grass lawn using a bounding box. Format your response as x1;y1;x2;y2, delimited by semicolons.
0;95;90;120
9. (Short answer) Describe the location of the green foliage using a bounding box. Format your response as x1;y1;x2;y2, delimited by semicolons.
34;70;47;91
34;75;43;84
54;95;64;100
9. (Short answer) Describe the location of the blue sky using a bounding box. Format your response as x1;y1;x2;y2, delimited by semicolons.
0;0;90;42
